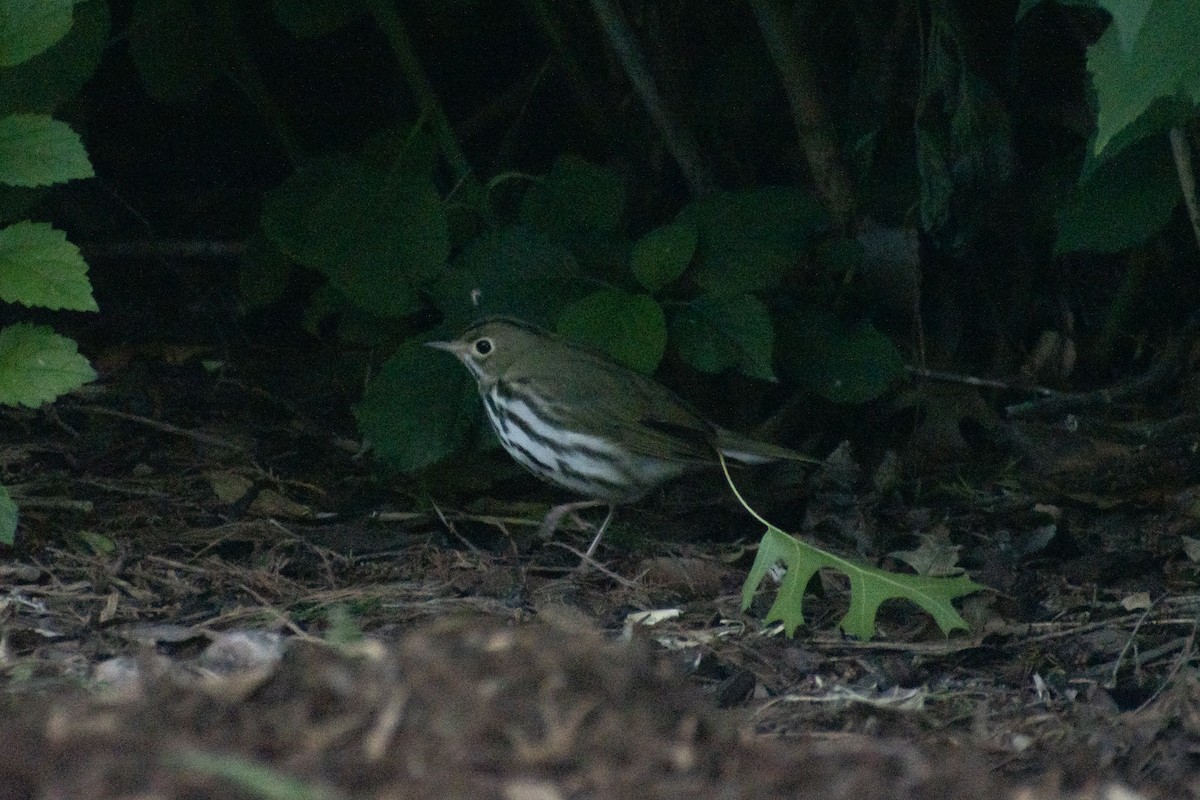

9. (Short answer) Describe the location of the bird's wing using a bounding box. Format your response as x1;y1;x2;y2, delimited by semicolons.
518;350;718;464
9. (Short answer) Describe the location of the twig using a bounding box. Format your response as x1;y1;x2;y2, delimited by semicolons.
546;540;643;588
234;583;313;641
1134;616;1198;714
61;404;244;452
1106;597;1158;689
749;0;858;230
429;499;482;555
84;240;246;260
9;496;93;513
363;0;476;192
905;365;1060;396
1169;126;1200;255
587;0;715;197
1007;310;1200;418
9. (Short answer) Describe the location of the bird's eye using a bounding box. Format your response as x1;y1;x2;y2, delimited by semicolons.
473;338;493;356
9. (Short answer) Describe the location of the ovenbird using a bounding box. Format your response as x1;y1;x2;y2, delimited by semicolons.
427;316;805;557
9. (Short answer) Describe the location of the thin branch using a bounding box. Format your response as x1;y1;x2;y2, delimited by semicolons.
1006;311;1200;418
587;0;716;197
906;366;1059;397
212;0;305;166
1170;126;1200;255
61;404;244;452
749;0;858;231
364;0;477;192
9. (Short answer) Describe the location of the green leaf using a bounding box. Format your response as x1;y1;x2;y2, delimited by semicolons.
742;527;983;639
631;217;697;292
1089;0;1200;155
1099;0;1153;52
0;0;107;114
688;187;828;294
0;113;92;187
0;482;15;546
238;232;292;311
273;0;363;38
431;225;582;329
1055;133;1180;253
672;294;776;380
1016;0;1100;20
520;155;625;237
128;0;223;103
557;289;666;374
0;322;95;407
0;0;73;67
355;342;480;472
262;153;448;317
776;308;904;403
0;221;96;311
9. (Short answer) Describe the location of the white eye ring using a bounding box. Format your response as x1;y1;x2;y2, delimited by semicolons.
473;338;494;356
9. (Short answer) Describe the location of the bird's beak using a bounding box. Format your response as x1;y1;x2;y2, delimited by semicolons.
425;340;464;357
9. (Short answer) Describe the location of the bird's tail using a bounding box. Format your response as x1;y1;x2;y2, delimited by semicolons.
713;428;818;465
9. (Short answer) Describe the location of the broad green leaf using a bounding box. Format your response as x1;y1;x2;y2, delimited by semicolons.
0;482;14;546
0;0;108;114
0;221;96;311
1089;0;1200;155
742;527;983;639
129;0;223;103
238;233;292;311
520;155;624;237
0;322;95;407
688;187;828;294
355;342;480;472
1016;0;1099;20
263;153;448;317
0;0;73;67
672;294;775;380
776;308;904;403
273;0;363;38
631;217;697;292
1099;0;1153;51
1056;133;1180;253
0;114;92;187
431;225;582;329
301;282;341;338
557;289;666;374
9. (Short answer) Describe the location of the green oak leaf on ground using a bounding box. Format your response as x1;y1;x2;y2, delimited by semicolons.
725;458;984;640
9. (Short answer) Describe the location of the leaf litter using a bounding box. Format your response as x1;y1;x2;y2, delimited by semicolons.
1;346;1197;798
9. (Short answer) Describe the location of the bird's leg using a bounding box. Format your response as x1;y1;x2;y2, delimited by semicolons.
537;499;608;540
583;505;616;559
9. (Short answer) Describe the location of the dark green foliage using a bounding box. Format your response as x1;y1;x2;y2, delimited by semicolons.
107;0;1200;479
263;154;449;317
1056;133;1182;253
631;217;698;293
128;0;223;103
557;289;667;374
686;188;828;294
433;225;583;327
355;342;479;473
671;294;776;381
776;308;905;405
0;1;105;545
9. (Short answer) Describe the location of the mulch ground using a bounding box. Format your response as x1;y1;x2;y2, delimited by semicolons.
2;342;1198;799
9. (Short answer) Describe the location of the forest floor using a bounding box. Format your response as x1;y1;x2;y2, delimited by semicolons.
1;340;1198;799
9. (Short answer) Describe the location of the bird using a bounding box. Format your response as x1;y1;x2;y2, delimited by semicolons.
427;316;808;558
